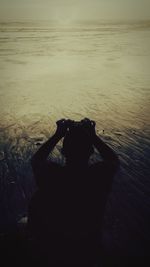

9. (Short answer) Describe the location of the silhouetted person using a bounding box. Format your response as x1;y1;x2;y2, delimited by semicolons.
28;118;119;266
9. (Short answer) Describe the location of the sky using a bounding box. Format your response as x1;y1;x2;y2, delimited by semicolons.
0;0;150;22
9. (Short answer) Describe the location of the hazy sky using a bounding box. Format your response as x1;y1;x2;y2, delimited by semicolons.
0;0;150;21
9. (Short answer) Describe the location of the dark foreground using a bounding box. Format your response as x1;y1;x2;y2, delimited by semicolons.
0;228;149;267
0;117;150;266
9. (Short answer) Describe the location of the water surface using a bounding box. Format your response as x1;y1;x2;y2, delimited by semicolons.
0;20;150;256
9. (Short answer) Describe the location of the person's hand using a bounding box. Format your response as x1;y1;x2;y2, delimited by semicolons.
55;119;68;138
81;118;96;140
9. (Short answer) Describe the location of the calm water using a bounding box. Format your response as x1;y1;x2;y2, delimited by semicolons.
0;20;150;255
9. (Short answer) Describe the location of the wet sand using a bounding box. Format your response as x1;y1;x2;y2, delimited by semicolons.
0;20;150;261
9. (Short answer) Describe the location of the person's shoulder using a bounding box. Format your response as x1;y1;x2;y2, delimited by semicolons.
89;160;119;176
45;161;65;177
89;161;104;171
46;161;63;169
89;160;119;172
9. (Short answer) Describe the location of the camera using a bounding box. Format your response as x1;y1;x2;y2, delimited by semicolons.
66;120;82;129
66;119;95;131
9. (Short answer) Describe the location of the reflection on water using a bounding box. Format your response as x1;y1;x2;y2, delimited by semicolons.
0;20;150;254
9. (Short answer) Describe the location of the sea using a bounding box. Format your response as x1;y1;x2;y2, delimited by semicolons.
0;20;150;257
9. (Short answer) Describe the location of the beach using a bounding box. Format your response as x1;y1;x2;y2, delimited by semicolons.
0;20;150;259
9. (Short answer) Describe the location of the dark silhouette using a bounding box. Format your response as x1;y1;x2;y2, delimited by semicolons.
28;118;119;266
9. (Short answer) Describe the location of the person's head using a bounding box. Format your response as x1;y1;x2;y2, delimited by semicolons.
62;123;94;166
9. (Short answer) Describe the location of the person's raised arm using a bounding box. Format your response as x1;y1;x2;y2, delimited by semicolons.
93;134;119;169
81;118;119;170
31;119;68;171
